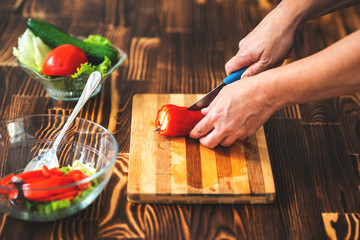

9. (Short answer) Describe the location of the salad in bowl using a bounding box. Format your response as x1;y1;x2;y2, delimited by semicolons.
13;19;126;101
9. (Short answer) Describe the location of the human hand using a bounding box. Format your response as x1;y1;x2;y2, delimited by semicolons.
225;7;296;78
189;75;278;148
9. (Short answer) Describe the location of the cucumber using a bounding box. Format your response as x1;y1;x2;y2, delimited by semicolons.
27;18;119;65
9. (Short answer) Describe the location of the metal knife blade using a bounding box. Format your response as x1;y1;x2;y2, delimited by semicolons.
187;67;247;111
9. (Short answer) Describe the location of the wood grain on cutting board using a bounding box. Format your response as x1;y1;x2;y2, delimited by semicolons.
128;94;275;204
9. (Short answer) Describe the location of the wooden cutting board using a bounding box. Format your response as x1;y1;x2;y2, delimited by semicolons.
128;94;275;204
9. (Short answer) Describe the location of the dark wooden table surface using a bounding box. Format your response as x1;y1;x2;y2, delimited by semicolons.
1;0;360;239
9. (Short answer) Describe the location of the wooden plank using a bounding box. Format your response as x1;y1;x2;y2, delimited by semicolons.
229;141;250;194
128;94;275;203
338;93;360;154
322;213;360;240
156;95;172;194
128;94;158;197
186;137;202;193
170;95;188;194
243;133;266;194
215;146;233;194
256;126;276;196
185;95;202;194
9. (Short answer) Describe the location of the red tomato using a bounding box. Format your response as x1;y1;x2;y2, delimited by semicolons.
42;44;88;76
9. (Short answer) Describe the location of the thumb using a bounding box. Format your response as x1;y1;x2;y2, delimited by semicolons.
201;107;209;115
225;55;253;76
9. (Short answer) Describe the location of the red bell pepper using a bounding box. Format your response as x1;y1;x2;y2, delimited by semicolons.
155;104;204;137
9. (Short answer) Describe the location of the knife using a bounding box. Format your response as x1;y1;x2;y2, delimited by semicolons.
187;67;247;111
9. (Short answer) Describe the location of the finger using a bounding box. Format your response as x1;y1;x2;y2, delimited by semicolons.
201;91;221;115
201;107;209;115
219;129;251;147
219;134;240;147
241;60;270;78
198;128;225;149
189;116;214;139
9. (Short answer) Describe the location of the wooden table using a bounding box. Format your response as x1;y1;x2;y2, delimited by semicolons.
1;0;359;239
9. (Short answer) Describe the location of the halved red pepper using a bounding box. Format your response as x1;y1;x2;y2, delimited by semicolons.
155;104;204;137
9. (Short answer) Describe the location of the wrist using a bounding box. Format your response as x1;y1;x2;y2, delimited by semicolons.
275;0;307;29
256;69;291;113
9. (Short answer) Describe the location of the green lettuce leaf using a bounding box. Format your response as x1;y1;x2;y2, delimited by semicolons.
67;160;97;176
83;34;112;46
13;29;52;72
71;56;111;78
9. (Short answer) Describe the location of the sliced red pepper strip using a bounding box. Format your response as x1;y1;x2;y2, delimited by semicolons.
22;176;77;201
66;169;84;177
8;190;18;200
0;173;15;185
34;190;79;202
24;177;50;183
0;184;15;196
15;169;44;182
42;165;52;177
1;174;17;197
50;167;64;176
68;170;90;190
155;104;204;137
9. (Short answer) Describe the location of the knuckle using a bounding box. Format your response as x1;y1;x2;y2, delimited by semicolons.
237;127;256;140
247;129;256;137
236;127;248;139
215;125;231;137
238;39;248;50
224;62;232;72
199;138;216;149
220;140;233;147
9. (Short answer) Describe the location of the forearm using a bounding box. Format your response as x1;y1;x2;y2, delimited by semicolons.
264;29;360;109
274;0;360;28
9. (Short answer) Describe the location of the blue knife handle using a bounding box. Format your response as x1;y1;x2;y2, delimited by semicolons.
223;67;248;85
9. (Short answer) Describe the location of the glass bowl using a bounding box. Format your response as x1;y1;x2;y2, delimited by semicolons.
17;48;127;101
0;114;118;221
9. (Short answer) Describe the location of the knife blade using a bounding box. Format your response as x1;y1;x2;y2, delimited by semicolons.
187;67;247;111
